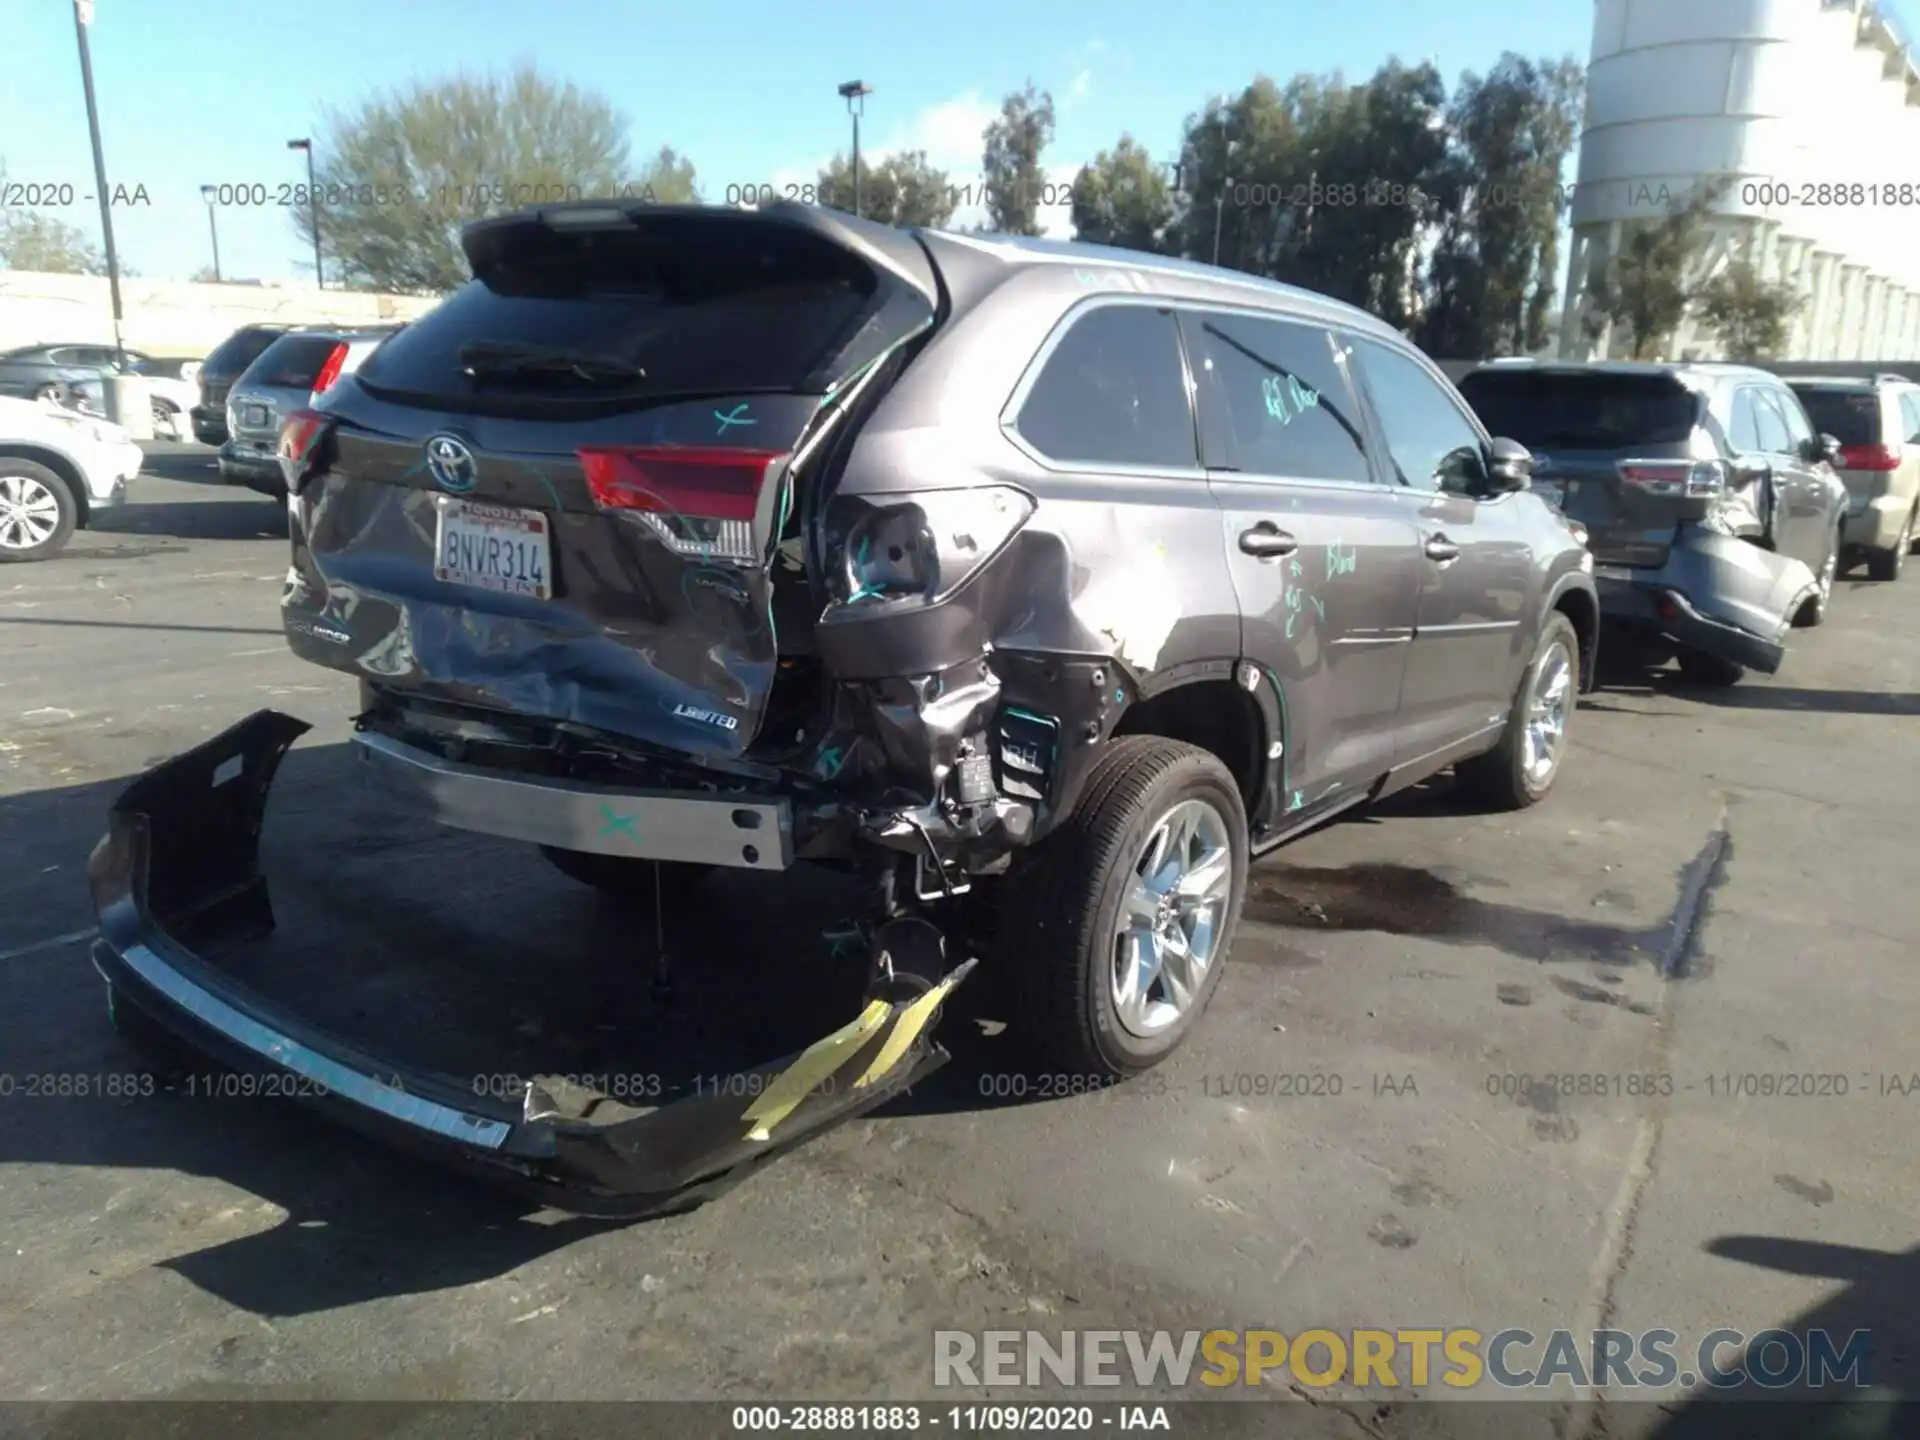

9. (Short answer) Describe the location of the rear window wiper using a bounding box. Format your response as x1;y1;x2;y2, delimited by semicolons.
458;341;648;385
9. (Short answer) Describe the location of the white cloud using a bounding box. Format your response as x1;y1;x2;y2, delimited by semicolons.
1068;69;1093;104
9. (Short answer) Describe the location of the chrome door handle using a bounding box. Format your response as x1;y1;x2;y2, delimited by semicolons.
1239;523;1298;558
1425;535;1460;563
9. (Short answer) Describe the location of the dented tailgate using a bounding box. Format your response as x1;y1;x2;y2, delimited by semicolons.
282;202;938;760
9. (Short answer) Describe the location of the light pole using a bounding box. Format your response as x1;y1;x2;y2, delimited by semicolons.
199;184;222;282
1212;139;1239;268
69;0;124;352
287;138;322;288
838;80;872;218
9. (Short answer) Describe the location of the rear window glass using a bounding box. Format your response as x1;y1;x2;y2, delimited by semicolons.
1789;387;1881;446
1458;371;1700;448
245;335;341;388
358;221;880;403
203;328;285;375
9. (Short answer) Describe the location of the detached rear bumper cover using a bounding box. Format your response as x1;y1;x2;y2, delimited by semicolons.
1595;529;1815;675
87;709;963;1217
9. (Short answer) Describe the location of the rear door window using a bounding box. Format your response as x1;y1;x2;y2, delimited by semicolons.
1014;304;1197;470
1752;389;1794;453
1774;388;1813;446
1729;389;1762;452
1185;310;1371;484
1457;369;1700;449
1791;387;1880;446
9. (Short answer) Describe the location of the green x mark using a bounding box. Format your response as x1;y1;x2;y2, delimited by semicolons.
598;803;640;843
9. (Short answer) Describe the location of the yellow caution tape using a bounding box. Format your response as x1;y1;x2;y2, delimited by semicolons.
741;998;893;1142
852;967;965;1092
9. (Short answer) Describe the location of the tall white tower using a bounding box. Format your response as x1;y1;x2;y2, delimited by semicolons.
1559;0;1920;361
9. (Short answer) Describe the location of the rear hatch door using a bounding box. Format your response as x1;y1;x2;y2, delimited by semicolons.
286;202;938;760
1458;367;1709;568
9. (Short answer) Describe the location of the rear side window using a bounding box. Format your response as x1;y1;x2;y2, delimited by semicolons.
1791;387;1881;446
359;222;883;404
1773;388;1813;445
1188;311;1370;484
1729;389;1762;452
1900;391;1920;443
1351;339;1488;494
246;335;341;388
1458;370;1700;448
1014;304;1196;470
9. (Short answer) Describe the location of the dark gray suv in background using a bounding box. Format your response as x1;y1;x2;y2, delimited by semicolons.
1459;360;1845;687
90;202;1597;1214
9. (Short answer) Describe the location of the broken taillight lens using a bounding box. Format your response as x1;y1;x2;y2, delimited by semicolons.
1616;459;1726;498
278;407;333;493
311;342;349;396
576;445;788;565
1838;443;1901;471
821;485;1037;612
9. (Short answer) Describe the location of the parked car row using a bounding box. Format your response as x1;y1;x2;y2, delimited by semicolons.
0;343;200;438
1455;359;1919;686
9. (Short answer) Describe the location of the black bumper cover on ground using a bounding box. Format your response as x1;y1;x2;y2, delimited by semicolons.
86;710;959;1218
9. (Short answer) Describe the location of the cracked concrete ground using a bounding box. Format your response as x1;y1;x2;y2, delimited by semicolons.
0;445;1915;1438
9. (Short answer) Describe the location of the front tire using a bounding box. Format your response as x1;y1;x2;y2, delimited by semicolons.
1455;613;1579;811
1676;648;1746;687
0;460;79;562
998;736;1248;1079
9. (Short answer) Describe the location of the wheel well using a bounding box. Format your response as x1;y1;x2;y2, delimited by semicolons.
0;444;89;527
1552;585;1599;690
1114;680;1263;811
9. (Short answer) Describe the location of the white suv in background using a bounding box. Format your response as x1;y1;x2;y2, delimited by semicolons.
1786;375;1920;581
0;396;143;562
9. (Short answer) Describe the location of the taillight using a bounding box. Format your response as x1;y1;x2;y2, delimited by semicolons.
278;407;332;493
311;342;348;396
1616;459;1726;498
1839;443;1901;471
576;445;788;565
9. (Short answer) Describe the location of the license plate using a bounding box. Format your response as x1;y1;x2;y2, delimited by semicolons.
243;405;268;428
434;498;552;600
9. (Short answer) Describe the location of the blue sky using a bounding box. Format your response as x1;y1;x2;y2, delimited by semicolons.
2;0;1592;285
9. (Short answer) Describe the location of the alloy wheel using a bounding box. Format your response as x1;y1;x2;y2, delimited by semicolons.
0;473;62;551
1521;640;1574;787
1110;798;1233;1038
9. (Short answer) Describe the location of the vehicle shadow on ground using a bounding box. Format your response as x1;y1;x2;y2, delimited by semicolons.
1648;1236;1917;1437
0;739;1033;1318
1653;678;1920;716
135;445;229;487
90;498;285;544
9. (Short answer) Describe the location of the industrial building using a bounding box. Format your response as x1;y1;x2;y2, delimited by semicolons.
1559;0;1920;361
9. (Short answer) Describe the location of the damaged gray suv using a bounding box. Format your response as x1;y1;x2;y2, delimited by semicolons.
88;203;1597;1215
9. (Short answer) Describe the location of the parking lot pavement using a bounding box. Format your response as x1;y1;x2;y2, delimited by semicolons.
0;443;1914;1432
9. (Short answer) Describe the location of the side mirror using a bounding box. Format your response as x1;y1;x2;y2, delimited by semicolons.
1486;436;1533;494
1801;433;1842;466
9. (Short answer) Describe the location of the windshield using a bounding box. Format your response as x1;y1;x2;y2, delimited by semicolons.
202;327;286;376
242;335;341;388
1459;370;1701;448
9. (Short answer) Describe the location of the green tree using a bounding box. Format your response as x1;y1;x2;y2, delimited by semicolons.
1069;136;1176;252
1697;257;1805;361
301;64;695;294
816;151;956;228
1583;181;1721;359
0;162;111;274
1415;53;1585;358
981;83;1057;235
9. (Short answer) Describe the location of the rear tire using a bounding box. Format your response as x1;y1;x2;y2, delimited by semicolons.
1794;528;1841;623
997;736;1248;1079
1676;648;1745;687
0;460;79;562
1455;613;1579;812
537;846;714;908
1866;508;1911;581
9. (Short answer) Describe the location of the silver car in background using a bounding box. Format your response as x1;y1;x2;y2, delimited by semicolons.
1785;374;1920;581
221;327;402;497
